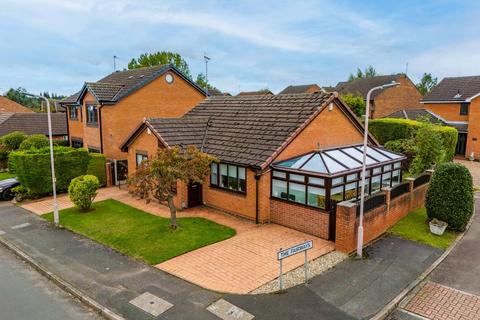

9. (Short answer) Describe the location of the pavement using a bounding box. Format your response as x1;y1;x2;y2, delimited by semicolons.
396;198;480;320
0;199;444;319
0;244;101;320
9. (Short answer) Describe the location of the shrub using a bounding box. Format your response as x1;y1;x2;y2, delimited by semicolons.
19;134;49;150
434;126;458;162
9;147;90;196
68;175;100;211
87;153;107;186
384;138;416;154
11;185;29;202
341;93;365;117
0;131;27;151
53;140;69;147
369;118;421;144
410;124;445;175
425;162;473;231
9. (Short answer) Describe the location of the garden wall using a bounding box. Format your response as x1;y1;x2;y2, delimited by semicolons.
270;198;330;239
335;174;430;253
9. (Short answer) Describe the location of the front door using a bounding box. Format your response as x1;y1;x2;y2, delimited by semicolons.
187;182;203;207
455;133;467;156
111;160;128;185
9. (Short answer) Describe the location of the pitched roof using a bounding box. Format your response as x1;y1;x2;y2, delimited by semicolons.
207;88;231;97
278;84;322;94
335;74;402;100
0;96;34;113
122;93;376;169
0;112;67;136
62;64;206;105
237;90;273;96
422;76;480;102
385;108;468;132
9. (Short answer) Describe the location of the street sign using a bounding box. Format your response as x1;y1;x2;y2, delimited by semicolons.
277;240;313;291
277;240;313;260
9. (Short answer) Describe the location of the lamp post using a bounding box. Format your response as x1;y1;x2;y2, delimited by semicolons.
24;93;59;226
357;81;400;257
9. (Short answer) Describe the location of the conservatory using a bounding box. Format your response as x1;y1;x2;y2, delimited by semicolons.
270;144;406;211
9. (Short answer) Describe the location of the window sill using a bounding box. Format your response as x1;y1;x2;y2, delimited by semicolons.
69;118;79;121
209;184;247;196
86;122;99;128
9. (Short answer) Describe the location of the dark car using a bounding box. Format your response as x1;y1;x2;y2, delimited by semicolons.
0;177;20;200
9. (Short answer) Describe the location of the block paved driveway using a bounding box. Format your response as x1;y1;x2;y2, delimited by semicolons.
397;196;480;320
21;187;334;294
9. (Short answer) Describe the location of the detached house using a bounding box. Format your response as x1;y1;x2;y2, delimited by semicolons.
421;76;480;158
334;74;422;119
278;84;322;94
121;92;405;241
61;65;206;183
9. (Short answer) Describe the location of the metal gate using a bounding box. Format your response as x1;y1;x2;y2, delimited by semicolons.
328;200;338;241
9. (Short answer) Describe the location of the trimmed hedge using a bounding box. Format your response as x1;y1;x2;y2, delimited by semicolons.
425;163;473;231
0;131;27;151
19;134;49;150
86;153;107;186
370;118;458;161
9;147;90;196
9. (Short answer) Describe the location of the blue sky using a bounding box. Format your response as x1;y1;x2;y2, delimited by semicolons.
1;0;479;96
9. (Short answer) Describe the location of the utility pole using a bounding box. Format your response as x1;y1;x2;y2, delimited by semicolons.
113;55;118;72
204;54;211;95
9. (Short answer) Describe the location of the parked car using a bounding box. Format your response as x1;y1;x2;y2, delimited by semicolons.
0;177;20;200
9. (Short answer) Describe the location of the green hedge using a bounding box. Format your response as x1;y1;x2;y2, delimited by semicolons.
9;147;90;196
370;118;458;161
86;153;107;186
426;163;473;231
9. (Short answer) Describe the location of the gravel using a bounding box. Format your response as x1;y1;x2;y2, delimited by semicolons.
250;251;347;294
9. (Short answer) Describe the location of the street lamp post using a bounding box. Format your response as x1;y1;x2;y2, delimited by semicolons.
25;93;59;226
357;81;400;258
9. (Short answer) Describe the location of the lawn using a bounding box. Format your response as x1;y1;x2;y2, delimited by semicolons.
0;171;15;180
43;199;236;264
389;207;458;249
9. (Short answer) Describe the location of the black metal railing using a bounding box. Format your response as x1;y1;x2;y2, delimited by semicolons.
413;173;431;188
356;193;386;216
390;182;410;200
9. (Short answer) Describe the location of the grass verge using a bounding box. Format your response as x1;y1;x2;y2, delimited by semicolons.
389;207;458;249
0;171;15;180
43;199;236;264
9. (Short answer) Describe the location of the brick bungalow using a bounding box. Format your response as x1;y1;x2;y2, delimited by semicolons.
334;74;423;119
60;64;206;183
120;92;405;242
0;112;67;139
421;76;480;158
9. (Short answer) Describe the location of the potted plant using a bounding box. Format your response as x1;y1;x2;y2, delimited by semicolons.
429;218;448;236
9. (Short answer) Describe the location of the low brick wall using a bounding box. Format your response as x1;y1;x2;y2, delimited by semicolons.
335;177;430;253
270;198;330;239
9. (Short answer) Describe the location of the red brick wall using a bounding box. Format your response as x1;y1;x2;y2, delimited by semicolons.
336;180;429;253
270;199;330;239
465;97;480;159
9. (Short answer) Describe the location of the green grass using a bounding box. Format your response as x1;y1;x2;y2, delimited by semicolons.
389;207;458;249
43;199;236;264
0;171;15;180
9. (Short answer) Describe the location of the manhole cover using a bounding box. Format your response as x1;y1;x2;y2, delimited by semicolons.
129;292;173;317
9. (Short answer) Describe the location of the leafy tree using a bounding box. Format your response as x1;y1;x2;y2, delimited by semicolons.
5;87;41;110
410;122;445;175
0;131;27;151
195;73;216;91
348;65;379;81
129;146;217;229
128;51;191;78
341;93;366;117
416;73;437;95
19;134;49;150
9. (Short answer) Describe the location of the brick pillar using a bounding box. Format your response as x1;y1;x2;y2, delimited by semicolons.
382;187;392;212
406;177;415;211
335;200;358;253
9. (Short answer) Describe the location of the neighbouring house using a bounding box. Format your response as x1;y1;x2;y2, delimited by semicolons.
278;84;322;94
60;64;206;184
121;92;407;245
0;112;68;139
334;74;423;119
237;90;273;96
421;76;480;158
207;88;231;96
0;96;34;113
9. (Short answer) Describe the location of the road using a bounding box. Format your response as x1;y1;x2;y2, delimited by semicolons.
0;245;100;320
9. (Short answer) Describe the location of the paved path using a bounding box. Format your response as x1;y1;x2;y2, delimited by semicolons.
0;244;100;320
22;188;334;294
0;202;351;319
455;159;480;187
398;198;480;320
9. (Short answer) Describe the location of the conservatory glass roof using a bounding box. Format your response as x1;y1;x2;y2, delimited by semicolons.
272;144;405;176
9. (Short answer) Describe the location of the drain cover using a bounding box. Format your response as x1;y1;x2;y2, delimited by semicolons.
207;299;254;320
129;292;173;317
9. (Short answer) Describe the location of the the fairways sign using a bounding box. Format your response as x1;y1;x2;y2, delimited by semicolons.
277;240;313;260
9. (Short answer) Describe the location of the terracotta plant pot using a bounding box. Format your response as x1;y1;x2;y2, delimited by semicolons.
429;218;448;236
